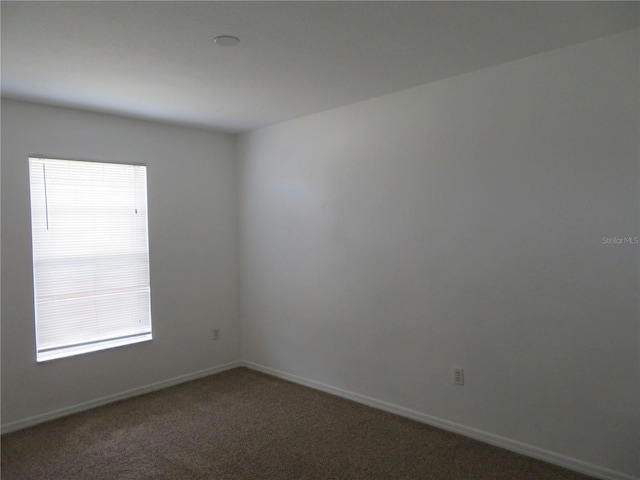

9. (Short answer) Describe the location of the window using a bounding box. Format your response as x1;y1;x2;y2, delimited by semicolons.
29;157;152;362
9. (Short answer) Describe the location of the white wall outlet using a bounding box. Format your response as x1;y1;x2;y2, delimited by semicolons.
454;368;464;386
213;328;220;341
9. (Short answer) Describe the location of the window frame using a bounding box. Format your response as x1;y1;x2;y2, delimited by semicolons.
28;155;153;362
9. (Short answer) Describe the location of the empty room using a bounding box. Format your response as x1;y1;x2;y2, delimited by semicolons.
1;2;638;480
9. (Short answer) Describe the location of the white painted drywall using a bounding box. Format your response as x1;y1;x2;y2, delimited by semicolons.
1;99;240;426
238;29;639;478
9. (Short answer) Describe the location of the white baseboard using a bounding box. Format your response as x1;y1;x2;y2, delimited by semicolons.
1;360;242;435
241;361;638;480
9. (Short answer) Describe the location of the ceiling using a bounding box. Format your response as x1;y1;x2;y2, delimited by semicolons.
2;1;638;133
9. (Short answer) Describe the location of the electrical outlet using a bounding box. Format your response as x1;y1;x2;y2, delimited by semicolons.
213;329;220;341
454;368;464;386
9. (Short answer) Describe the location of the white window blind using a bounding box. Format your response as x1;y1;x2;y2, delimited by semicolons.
29;157;152;362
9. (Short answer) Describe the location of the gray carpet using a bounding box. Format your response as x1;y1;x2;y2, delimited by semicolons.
1;367;596;479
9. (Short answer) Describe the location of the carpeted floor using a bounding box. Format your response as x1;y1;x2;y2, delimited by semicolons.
2;367;596;480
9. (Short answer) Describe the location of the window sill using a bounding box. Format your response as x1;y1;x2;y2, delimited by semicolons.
36;334;153;362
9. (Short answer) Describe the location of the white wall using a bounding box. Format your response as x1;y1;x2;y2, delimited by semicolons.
238;29;639;479
1;99;240;428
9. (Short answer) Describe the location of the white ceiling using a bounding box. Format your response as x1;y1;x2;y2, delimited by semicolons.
2;1;638;133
